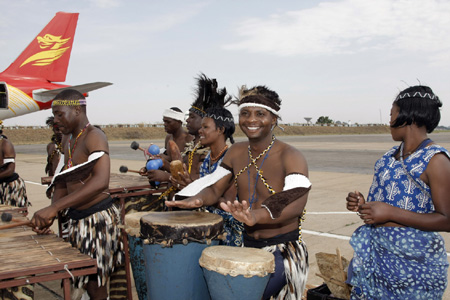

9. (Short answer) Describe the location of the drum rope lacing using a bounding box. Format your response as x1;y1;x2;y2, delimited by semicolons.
143;232;223;248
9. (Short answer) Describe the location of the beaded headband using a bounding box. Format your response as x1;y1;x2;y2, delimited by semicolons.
395;91;439;101
206;113;234;123
52;99;87;107
189;106;206;117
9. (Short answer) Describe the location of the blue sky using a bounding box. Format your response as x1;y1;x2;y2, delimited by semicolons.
1;0;450;126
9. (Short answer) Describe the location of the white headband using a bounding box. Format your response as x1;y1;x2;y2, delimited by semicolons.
163;109;185;123
238;103;280;117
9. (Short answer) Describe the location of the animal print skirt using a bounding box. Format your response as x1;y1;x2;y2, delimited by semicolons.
262;241;309;300
0;176;29;208
68;203;124;288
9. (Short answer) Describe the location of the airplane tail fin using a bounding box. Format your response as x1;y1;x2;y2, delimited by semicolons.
2;12;79;82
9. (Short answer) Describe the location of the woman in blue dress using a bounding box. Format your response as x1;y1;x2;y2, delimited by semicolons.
346;85;450;299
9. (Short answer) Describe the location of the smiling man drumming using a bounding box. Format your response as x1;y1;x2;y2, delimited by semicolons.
166;85;311;300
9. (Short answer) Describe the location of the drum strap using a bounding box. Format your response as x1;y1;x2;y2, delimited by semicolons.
261;173;311;219
176;166;231;197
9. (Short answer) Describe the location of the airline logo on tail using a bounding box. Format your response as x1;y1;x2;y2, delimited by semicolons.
0;12;112;120
20;34;71;67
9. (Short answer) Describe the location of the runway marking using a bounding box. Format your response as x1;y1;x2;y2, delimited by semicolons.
303;229;450;257
25;180;47;186
303;229;350;240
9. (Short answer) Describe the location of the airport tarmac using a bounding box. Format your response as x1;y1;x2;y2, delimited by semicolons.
13;132;450;299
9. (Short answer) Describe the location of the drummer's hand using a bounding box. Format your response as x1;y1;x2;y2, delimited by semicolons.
165;197;204;209
138;167;148;176
31;205;57;230
170;165;192;190
220;200;257;226
147;169;170;182
346;190;365;212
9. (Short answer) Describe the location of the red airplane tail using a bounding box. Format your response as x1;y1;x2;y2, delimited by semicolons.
2;12;79;82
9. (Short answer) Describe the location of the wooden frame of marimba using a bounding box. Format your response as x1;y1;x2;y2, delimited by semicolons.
39;173;170;299
0;208;97;300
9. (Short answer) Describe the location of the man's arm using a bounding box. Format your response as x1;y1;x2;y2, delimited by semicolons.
51;181;68;204
0;139;16;179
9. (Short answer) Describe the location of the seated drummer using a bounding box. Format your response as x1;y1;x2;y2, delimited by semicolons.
141;106;193;185
166;85;311;300
143;74;213;188
161;106;192;162
30;89;123;300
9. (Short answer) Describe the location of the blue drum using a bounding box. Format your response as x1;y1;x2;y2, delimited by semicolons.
124;212;150;300
140;211;224;300
199;245;275;300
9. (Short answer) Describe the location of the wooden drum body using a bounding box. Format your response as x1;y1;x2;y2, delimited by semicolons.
140;211;223;300
199;246;275;300
124;212;151;300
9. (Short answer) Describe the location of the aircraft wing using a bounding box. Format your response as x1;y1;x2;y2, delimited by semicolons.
33;82;113;102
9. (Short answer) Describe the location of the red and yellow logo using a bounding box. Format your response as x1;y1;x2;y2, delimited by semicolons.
20;34;71;67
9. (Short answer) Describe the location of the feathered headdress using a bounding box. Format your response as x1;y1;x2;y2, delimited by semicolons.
189;73;217;117
189;73;233;116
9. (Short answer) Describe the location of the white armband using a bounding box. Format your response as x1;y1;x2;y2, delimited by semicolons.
3;158;14;164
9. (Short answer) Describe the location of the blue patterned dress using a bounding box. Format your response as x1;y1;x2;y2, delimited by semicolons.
349;144;449;300
200;151;244;247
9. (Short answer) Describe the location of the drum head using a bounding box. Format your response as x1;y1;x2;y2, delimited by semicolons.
124;212;151;237
199;245;275;278
140;211;223;245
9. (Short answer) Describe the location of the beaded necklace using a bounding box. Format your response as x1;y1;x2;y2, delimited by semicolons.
187;141;201;174
67;122;90;169
247;144;274;208
207;148;228;174
210;145;228;162
234;135;276;205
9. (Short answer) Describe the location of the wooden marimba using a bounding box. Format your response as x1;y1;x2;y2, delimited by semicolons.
0;206;97;300
39;173;170;300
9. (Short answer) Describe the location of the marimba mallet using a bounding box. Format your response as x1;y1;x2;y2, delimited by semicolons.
119;166;141;174
130;141;146;152
0;212;31;230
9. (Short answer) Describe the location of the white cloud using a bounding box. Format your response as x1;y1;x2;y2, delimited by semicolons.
74;2;207;55
88;0;120;8
223;0;450;61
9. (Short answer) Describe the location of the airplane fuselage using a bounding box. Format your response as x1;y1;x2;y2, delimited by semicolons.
0;74;69;119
